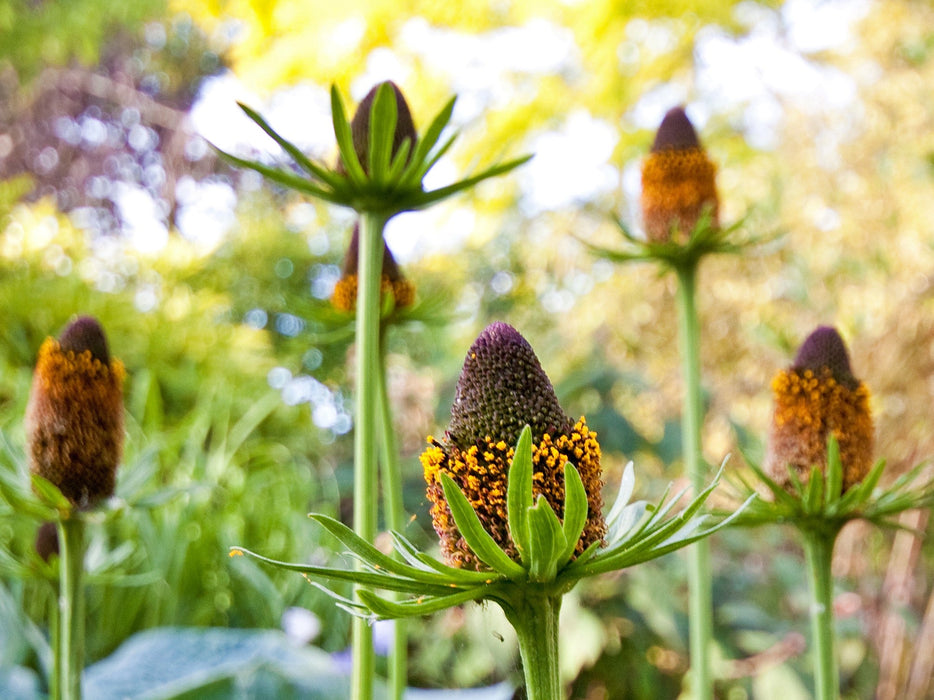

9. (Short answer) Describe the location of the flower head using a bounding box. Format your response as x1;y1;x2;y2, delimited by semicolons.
26;317;125;508
421;323;605;569
765;326;874;492
641;107;719;243
338;81;417;176
331;223;415;312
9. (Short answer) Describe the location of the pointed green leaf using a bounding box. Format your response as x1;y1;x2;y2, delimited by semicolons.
229;546;455;595
30;473;71;510
408;131;459;185
527;496;565;582
309;514;473;586
387;137;412;183
331;85;367;185
389;532;499;584
368;82;397;184
439;473;526;580
408;155;532;210
825;435;843;504
557;463;587;567
236;102;343;188
214;150;345;204
358;586;490;619
506;425;533;566
804;465;824;513
406;96;455;176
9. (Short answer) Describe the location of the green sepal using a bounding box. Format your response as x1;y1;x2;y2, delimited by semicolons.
330;85;367;186
506;425;533;566
825;436;843;504
31;473;72;512
214;150;345;204
358;586;491;620
389;531;501;584
527;496;565;582
368;82;398;184
439;472;526;581
557;463;588;567
400;96;455;188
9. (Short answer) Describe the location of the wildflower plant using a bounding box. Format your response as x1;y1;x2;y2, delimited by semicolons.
728;326;934;700
0;317;126;700
580;106;768;698
220;82;529;699
232;323;752;699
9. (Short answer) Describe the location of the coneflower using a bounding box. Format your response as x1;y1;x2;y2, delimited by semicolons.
338;81;417;176
421;322;605;569
26;316;125;508
331;222;415;313
641;106;719;243
765;326;874;492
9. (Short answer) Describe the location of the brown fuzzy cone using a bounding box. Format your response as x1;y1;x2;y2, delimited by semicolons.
26;317;125;507
641;107;719;243
764;326;874;492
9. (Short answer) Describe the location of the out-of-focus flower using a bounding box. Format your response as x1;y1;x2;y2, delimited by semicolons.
421;322;605;569
765;326;874;492
35;521;59;562
641;106;719;244
331;222;415;313
26;317;125;508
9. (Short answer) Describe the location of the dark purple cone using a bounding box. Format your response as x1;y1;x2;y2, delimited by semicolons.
793;326;857;388
447;323;571;448
651;107;700;152
343;81;417;175
59;316;110;363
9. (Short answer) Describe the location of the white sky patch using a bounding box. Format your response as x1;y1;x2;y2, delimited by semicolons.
519;110;619;213
113;183;168;253
175;176;238;249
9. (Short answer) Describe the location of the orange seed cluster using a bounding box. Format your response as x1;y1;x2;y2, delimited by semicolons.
641;148;719;243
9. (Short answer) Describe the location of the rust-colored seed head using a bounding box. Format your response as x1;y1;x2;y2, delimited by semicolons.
421;323;605;570
641;106;719;243
330;223;415;312
26;317;125;508
338;81;417;176
765;326;874;492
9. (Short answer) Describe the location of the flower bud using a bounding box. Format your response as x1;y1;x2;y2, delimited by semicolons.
641;107;719;243
26;317;125;507
330;223;415;312
765;326;874;492
338;81;417;176
421;323;605;569
35;521;59;562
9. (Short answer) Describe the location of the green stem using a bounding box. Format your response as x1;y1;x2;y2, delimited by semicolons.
675;264;713;700
55;517;86;700
351;212;387;700
377;335;407;699
802;528;840;700
504;593;562;700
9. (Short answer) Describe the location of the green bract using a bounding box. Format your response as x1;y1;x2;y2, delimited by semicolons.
582;209;765;274
216;83;531;218
231;425;753;620
729;435;934;535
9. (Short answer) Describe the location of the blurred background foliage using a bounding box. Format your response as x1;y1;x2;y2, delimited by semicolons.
1;0;934;697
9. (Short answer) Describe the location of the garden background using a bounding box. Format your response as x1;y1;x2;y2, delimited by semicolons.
1;0;934;697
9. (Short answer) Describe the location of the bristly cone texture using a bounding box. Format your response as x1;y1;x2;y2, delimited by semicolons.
330;222;415;312
421;322;606;569
765;326;874;492
338;81;417;176
641;106;719;243
26;317;125;508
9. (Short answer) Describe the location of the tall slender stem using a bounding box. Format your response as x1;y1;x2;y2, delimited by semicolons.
675;264;713;700
351;212;387;700
56;517;86;700
377;335;407;699
504;593;562;700
802;528;840;700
